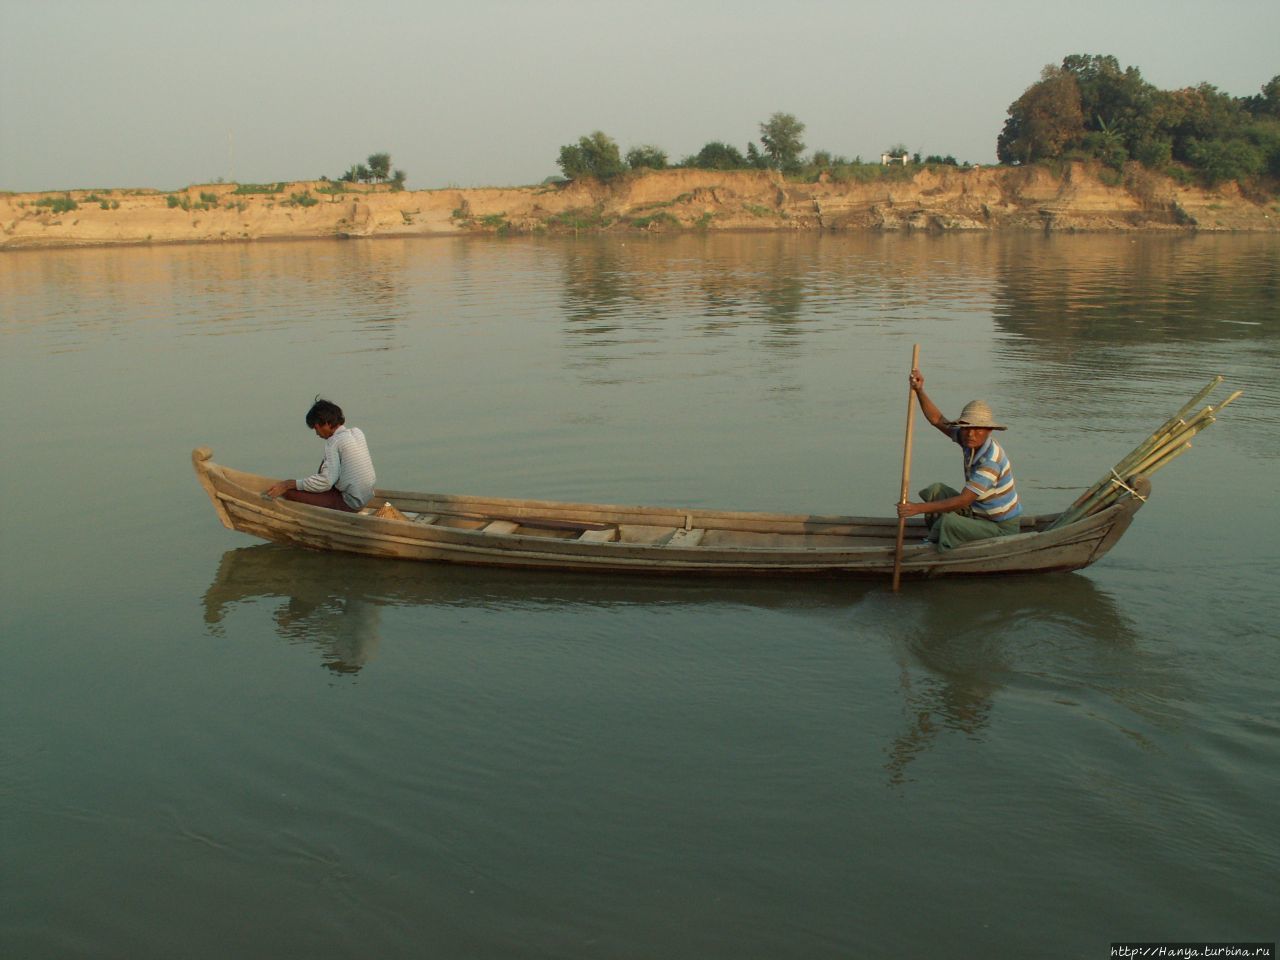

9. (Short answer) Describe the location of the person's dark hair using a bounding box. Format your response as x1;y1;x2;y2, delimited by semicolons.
305;397;345;428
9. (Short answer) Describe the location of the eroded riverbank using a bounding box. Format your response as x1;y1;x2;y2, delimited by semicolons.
3;163;1277;250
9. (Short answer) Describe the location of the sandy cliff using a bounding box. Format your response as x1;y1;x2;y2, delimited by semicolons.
2;164;1276;250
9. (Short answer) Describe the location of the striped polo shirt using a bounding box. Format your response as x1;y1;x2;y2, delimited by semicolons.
948;428;1022;522
297;425;377;509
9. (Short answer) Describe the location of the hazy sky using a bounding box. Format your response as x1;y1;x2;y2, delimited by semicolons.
2;0;1277;193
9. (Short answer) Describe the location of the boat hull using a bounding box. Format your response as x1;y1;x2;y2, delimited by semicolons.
192;447;1147;579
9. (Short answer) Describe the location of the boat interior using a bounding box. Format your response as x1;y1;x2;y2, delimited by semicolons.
356;496;1059;550
215;461;1061;552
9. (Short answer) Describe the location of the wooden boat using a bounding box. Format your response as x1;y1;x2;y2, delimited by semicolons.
192;447;1149;579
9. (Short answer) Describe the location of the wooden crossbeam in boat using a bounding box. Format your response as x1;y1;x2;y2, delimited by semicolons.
439;511;615;533
577;527;619;543
483;520;521;535
666;528;706;547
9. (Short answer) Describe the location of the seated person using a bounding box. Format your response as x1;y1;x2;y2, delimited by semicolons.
265;398;376;512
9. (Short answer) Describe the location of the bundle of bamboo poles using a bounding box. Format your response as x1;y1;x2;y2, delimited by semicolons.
1047;376;1242;530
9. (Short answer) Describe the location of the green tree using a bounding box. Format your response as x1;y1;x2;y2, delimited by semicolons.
367;153;392;182
997;65;1085;163
685;141;746;170
1083;118;1128;169
1186;137;1266;184
759;112;806;171
1244;75;1280;119
1133;137;1173;169
558;131;627;180
1168;82;1280;181
338;154;404;185
626;145;668;170
1167;83;1249;155
1246;120;1280;176
745;142;769;169
1061;54;1161;160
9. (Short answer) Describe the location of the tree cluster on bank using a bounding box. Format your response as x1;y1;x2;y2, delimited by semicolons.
554;59;1278;191
329;152;407;189
555;114;959;184
556;114;808;180
998;55;1280;185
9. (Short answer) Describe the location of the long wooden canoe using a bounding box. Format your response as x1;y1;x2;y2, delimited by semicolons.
192;447;1148;579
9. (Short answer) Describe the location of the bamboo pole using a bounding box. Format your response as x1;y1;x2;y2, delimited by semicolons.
1142;440;1194;476
1086;443;1192;517
1050;380;1238;530
892;344;921;593
1115;396;1236;482
1067;376;1224;510
1087;442;1192;516
1131;415;1214;473
1076;396;1236;518
1172;375;1225;420
1123;403;1230;480
1071;416;1214;519
1214;389;1243;413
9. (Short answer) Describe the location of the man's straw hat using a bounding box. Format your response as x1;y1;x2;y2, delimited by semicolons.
954;400;1007;431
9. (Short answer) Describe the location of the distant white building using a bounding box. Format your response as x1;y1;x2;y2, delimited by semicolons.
881;152;910;166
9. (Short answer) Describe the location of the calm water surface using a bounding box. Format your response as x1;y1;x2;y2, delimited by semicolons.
2;233;1277;958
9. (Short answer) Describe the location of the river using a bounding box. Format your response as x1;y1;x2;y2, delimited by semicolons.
2;232;1277;958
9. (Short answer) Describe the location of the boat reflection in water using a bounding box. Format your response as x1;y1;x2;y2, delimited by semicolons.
202;547;1182;785
200;543;879;673
881;572;1186;786
203;546;388;673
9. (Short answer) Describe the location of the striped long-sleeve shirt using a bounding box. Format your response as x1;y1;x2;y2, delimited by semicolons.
948;428;1022;521
297;425;376;509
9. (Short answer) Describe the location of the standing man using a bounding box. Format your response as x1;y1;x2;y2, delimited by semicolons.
265;398;376;512
896;368;1022;549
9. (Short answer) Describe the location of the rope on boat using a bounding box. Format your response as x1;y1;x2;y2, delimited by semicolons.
1107;470;1148;502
